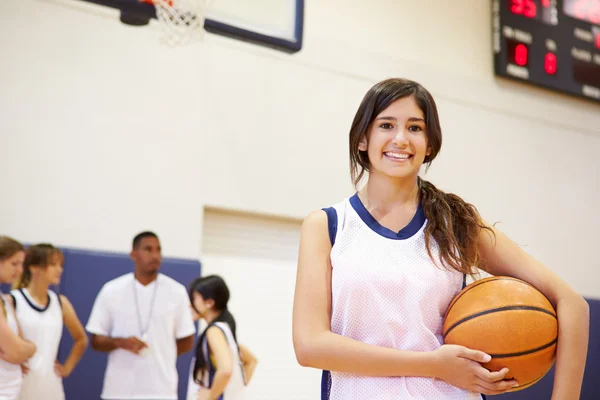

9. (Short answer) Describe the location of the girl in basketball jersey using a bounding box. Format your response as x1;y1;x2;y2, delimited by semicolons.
0;236;36;400
292;78;589;399
187;275;257;400
11;244;88;400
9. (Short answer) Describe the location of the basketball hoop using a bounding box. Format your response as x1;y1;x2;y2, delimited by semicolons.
144;0;214;46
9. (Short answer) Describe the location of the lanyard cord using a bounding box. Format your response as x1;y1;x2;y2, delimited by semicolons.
132;275;159;340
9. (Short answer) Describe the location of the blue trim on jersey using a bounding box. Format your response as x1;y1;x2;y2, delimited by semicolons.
322;207;338;246
18;288;52;313
321;368;479;399
208;360;216;388
208;356;224;400
349;193;426;240
321;370;331;400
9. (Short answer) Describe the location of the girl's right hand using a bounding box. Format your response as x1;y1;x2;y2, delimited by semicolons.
432;344;519;395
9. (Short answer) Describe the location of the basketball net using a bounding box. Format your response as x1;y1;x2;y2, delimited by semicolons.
151;0;214;46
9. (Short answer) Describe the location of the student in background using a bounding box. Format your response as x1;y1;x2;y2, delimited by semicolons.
12;243;88;400
188;275;257;400
0;236;36;400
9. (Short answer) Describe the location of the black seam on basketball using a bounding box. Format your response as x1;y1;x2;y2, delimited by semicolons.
443;277;535;320
512;369;550;389
443;277;504;319
443;305;558;338
488;337;557;358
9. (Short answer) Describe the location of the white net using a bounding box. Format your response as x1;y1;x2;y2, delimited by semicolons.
153;0;213;46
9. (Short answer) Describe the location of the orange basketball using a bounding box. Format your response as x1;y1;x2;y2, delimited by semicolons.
442;276;557;391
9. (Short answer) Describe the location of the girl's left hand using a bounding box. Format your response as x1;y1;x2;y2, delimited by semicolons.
54;361;71;378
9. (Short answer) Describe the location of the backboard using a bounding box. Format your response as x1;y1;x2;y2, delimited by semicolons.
75;0;303;52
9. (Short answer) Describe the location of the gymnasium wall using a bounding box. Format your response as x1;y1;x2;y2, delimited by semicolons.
1;0;599;298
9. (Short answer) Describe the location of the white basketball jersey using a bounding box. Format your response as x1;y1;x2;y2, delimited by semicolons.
11;288;65;400
187;322;246;400
0;294;23;400
321;194;482;400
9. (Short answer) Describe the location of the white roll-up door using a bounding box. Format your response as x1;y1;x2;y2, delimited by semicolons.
202;206;302;262
199;207;320;400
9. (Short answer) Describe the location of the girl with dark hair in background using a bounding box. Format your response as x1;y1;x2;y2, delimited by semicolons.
0;236;36;400
187;275;257;400
292;78;589;400
12;244;88;400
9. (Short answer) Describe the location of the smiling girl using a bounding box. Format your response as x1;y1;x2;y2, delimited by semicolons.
292;78;589;400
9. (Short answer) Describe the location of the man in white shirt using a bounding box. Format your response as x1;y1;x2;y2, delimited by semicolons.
86;231;196;400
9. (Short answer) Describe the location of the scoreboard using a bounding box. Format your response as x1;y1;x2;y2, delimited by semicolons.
493;0;600;103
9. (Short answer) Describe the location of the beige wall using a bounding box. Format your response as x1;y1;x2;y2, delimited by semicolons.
1;0;599;296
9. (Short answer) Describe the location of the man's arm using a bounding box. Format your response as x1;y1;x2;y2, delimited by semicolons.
176;335;195;355
174;285;197;356
87;286;119;353
91;335;147;354
90;334;120;352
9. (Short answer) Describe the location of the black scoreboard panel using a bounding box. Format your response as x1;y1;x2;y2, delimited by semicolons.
493;0;600;104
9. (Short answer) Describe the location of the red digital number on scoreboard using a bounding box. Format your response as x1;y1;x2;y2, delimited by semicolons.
515;44;529;65
544;52;557;74
511;0;538;18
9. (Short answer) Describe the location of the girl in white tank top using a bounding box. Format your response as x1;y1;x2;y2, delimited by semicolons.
0;236;36;400
0;296;24;400
11;244;88;400
187;275;257;400
292;78;589;399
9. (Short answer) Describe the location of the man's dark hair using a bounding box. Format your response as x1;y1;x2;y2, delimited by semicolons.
132;231;159;249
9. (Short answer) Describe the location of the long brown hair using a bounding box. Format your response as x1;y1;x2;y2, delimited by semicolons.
0;236;24;261
15;243;63;289
0;236;24;316
349;78;493;275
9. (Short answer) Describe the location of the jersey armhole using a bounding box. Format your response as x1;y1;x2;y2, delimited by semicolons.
205;323;243;356
206;323;246;389
206;324;227;341
57;293;65;319
322;207;338;246
204;324;235;354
